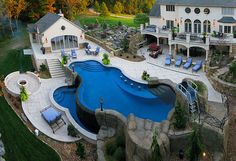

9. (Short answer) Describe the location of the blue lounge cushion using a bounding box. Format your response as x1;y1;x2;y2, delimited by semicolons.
192;60;203;71
183;57;192;69
165;54;171;65
41;107;61;125
175;56;182;66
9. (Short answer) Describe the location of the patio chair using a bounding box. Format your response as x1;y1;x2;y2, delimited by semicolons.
71;49;77;59
175;56;183;67
93;47;100;56
165;54;171;65
192;60;203;72
85;48;92;55
41;106;66;133
183;57;192;69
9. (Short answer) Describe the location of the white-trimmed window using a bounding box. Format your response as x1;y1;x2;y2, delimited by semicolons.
185;19;192;33
224;26;231;33
194;20;201;34
166;5;175;11
166;20;174;29
203;20;211;33
222;8;234;15
51;35;78;50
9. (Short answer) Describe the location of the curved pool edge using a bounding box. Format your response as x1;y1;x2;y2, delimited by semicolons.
68;59;148;85
49;86;97;144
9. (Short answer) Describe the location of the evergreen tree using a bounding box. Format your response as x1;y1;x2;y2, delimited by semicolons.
100;2;110;17
94;1;100;12
151;128;162;161
134;13;149;25
187;124;204;161
113;1;123;14
173;101;188;129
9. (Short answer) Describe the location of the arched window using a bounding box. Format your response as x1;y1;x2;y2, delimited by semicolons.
194;20;201;34
185;19;192;33
51;35;78;51
203;20;211;33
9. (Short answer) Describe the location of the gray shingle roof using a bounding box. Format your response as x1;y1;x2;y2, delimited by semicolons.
27;13;61;33
150;1;161;17
218;17;236;23
157;0;236;7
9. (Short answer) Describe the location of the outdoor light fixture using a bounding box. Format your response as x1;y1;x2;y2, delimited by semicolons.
100;97;104;111
203;152;206;157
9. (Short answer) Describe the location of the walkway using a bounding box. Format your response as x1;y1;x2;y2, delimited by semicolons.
22;77;79;142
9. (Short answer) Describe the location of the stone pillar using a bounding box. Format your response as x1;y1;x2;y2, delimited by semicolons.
174;44;177;58
205;49;209;61
187;47;190;58
186;34;190;43
205;36;210;45
145;22;149;27
169;45;172;55
157;38;160;45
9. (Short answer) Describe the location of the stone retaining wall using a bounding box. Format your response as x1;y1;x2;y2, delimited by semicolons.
210;73;236;96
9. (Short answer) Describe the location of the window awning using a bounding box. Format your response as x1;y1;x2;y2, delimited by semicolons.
218;17;236;23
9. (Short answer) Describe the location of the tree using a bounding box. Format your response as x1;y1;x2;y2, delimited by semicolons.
134;13;149;25
14;0;27;30
0;0;5;17
187;124;204;161
113;1;123;14
229;61;236;78
93;1;100;12
151;128;162;161
100;2;110;17
44;0;56;13
173;101;188;129
5;0;15;36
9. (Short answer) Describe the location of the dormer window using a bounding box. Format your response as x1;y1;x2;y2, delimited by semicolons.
166;5;175;12
204;8;210;14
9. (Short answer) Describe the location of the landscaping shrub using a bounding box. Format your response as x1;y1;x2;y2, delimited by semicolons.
39;63;47;72
76;142;86;159
115;134;125;148
142;70;150;81
118;21;122;27
67;124;79;137
102;53;110;65
102;23;108;30
61;55;68;65
151;128;162;161
173;101;188;129
114;147;125;161
20;86;28;102
105;140;117;156
229;61;236;78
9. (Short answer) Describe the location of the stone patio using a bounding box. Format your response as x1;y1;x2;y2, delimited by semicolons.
19;40;223;142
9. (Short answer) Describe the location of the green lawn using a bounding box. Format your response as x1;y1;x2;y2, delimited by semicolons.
76;15;138;27
0;24;61;161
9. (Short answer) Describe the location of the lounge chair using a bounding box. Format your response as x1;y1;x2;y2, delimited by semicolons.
71;49;77;59
183;57;192;69
93;47;100;56
41;106;66;133
192;60;203;72
165;54;171;65
85;48;92;55
175;56;182;67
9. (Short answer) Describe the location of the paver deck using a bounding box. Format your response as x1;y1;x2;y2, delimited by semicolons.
21;40;223;142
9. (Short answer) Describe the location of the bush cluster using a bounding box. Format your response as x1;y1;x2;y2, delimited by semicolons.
102;53;110;65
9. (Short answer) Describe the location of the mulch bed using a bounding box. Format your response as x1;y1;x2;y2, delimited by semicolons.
115;53;145;62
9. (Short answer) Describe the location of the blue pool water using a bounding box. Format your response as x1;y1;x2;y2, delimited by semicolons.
53;60;175;131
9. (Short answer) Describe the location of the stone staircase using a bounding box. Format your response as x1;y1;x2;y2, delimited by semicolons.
46;59;65;78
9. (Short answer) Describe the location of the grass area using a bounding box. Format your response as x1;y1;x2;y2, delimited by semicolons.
0;24;61;161
76;15;138;27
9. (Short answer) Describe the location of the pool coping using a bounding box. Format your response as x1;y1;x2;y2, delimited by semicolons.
49;86;97;144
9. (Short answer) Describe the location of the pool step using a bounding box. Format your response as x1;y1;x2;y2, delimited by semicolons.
76;62;105;72
149;85;175;103
47;59;65;78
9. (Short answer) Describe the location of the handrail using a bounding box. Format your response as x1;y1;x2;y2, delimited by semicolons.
177;84;193;104
187;80;198;91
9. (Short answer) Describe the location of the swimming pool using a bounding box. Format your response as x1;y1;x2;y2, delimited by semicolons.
53;60;176;133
